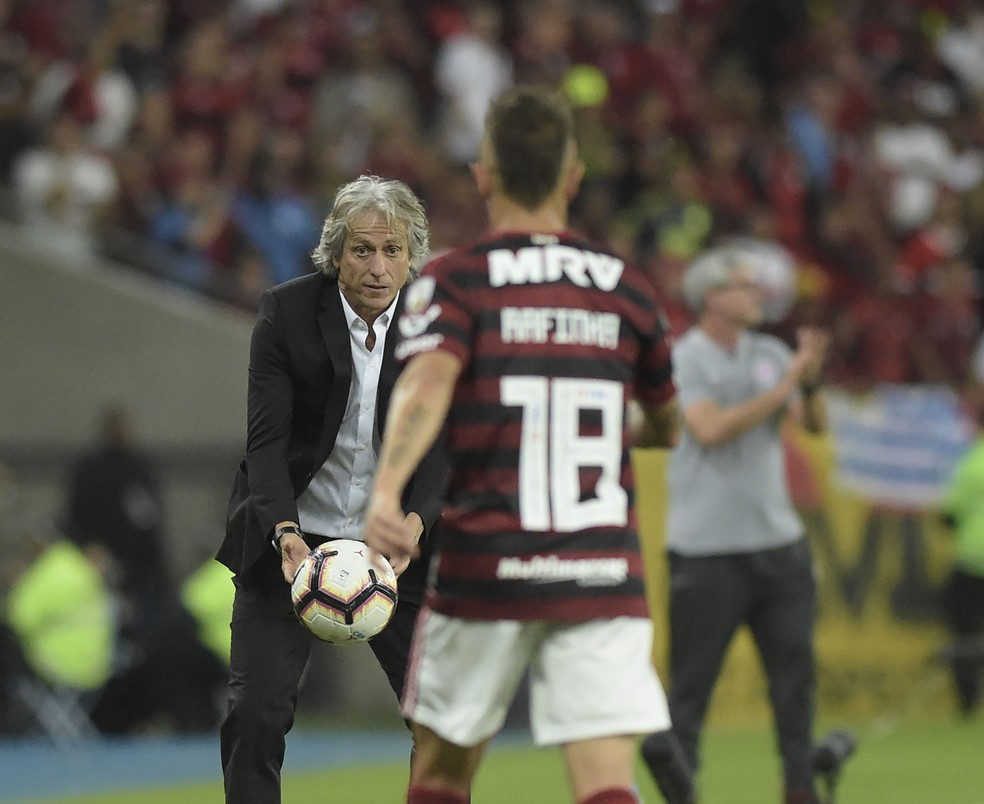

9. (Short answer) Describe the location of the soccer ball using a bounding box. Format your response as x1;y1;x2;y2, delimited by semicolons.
290;539;398;644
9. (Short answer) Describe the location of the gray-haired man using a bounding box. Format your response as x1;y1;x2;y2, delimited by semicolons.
218;175;447;803
642;244;829;804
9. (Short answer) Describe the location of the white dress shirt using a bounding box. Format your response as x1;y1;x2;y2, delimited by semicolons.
296;289;399;540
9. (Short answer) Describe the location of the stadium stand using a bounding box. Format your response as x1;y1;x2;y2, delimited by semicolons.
0;0;980;394
2;0;983;736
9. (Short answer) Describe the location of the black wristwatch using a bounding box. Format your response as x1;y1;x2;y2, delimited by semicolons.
272;523;303;555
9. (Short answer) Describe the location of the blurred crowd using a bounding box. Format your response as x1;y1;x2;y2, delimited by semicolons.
2;0;984;393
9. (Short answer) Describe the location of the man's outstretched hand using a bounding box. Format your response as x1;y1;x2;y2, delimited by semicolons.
280;533;310;583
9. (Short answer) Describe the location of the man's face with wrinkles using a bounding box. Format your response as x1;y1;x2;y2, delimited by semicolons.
336;212;411;323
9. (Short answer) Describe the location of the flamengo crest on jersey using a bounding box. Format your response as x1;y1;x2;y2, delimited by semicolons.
397;274;444;357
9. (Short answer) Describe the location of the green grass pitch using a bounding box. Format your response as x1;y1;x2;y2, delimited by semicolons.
14;718;984;803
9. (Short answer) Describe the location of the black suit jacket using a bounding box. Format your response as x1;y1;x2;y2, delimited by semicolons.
218;273;446;583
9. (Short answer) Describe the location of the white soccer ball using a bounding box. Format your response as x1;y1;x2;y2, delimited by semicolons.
290;539;398;644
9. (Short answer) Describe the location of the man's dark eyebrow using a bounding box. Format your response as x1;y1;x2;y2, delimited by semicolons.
349;233;404;244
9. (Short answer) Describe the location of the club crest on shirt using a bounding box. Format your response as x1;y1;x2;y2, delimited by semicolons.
399;303;442;338
400;275;442;338
754;358;779;387
405;275;436;314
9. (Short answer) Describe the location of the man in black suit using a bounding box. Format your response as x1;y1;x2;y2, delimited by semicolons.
217;175;446;804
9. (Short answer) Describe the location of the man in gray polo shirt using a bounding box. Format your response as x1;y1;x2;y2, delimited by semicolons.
641;244;829;804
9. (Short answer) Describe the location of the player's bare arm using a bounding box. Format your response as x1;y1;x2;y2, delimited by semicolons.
685;328;829;447
684;384;797;448
366;350;461;564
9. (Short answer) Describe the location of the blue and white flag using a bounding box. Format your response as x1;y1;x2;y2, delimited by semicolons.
826;385;975;509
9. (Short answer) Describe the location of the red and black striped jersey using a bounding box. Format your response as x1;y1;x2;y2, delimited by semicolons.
397;230;675;621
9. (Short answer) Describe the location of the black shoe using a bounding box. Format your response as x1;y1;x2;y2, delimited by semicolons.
640;730;696;804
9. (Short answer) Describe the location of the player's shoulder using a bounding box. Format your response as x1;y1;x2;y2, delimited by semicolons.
563;232;660;295
419;232;560;291
421;230;658;304
419;237;498;277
